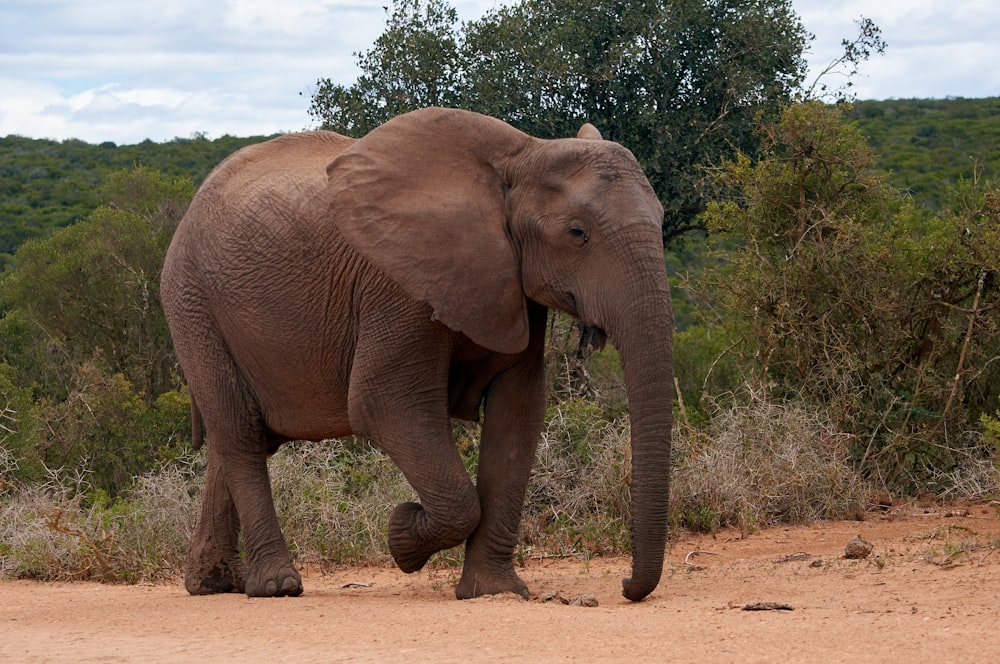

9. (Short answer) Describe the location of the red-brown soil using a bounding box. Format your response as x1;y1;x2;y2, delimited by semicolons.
4;503;1000;662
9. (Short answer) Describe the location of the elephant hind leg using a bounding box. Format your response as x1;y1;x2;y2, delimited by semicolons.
173;318;301;597
185;456;245;595
185;430;302;597
222;443;302;597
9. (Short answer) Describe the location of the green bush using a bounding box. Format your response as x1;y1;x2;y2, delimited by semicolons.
1;204;176;399
30;363;189;496
0;166;192;494
0;362;44;485
702;101;1000;493
672;323;742;426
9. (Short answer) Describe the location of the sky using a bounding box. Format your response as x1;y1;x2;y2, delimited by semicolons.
1;0;998;145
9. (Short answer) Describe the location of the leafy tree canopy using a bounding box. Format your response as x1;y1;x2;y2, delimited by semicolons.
308;0;810;242
0;166;192;491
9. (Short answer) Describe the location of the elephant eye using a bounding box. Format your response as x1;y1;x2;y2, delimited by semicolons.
569;227;589;244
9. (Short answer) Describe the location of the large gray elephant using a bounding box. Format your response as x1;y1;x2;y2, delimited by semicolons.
160;107;673;601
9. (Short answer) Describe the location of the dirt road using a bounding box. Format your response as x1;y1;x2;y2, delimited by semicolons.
4;504;1000;662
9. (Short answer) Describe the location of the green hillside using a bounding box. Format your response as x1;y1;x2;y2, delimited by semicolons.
0;133;273;262
850;97;1000;209
1;97;997;266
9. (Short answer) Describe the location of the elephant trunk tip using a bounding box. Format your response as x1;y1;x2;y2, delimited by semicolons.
621;573;660;602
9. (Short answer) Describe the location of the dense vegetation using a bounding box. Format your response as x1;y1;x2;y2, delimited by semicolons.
700;102;1000;494
6;98;995;269
309;0;809;242
1;0;998;582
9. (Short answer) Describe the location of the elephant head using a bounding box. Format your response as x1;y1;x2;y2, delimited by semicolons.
327;108;673;601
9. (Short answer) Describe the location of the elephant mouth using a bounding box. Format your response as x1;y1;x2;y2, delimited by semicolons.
562;291;578;315
560;293;607;352
576;324;608;357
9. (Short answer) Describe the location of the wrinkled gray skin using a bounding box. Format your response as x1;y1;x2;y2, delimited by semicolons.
161;108;673;601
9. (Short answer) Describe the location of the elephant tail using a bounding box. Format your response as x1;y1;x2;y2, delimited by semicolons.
190;393;204;450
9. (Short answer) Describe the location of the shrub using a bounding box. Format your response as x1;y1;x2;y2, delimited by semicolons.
703;101;1000;493
31;363;189;496
268;439;415;566
1;204;176;400
520;399;632;556
0;362;44;485
0;454;201;582
671;383;869;533
1;391;878;581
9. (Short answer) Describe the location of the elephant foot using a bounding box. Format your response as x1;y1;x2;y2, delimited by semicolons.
455;569;529;600
244;563;303;597
185;558;246;595
388;502;438;573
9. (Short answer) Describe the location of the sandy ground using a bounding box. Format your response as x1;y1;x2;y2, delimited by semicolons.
4;503;1000;663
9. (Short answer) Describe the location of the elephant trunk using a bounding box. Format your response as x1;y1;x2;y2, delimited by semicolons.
608;278;673;602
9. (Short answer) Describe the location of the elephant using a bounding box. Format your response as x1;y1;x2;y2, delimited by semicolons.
160;107;673;602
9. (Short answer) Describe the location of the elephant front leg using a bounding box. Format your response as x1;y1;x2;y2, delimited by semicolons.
185;454;245;595
349;324;482;576
456;355;546;600
377;421;482;573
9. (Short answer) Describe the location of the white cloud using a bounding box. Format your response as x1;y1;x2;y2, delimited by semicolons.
796;0;1000;99
0;0;997;144
0;0;386;143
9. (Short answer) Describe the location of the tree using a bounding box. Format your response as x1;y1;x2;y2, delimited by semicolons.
0;167;189;400
307;0;463;137
308;0;810;242
0;166;193;492
804;17;886;102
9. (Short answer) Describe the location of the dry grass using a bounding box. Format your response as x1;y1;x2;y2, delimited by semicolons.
268;439;415;567
520;399;632;557
4;385;976;581
670;383;869;534
0;452;201;582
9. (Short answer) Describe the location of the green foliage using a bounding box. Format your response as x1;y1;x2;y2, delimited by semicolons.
703;101;1000;492
309;0;809;241
672;323;741;426
30;363;189;496
308;0;462;137
0;166;192;493
0;363;43;484
0;133;270;267
100;165;194;236
2;204;176;399
980;413;1000;460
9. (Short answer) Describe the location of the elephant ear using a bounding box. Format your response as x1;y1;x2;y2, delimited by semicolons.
576;123;603;140
325;108;531;354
